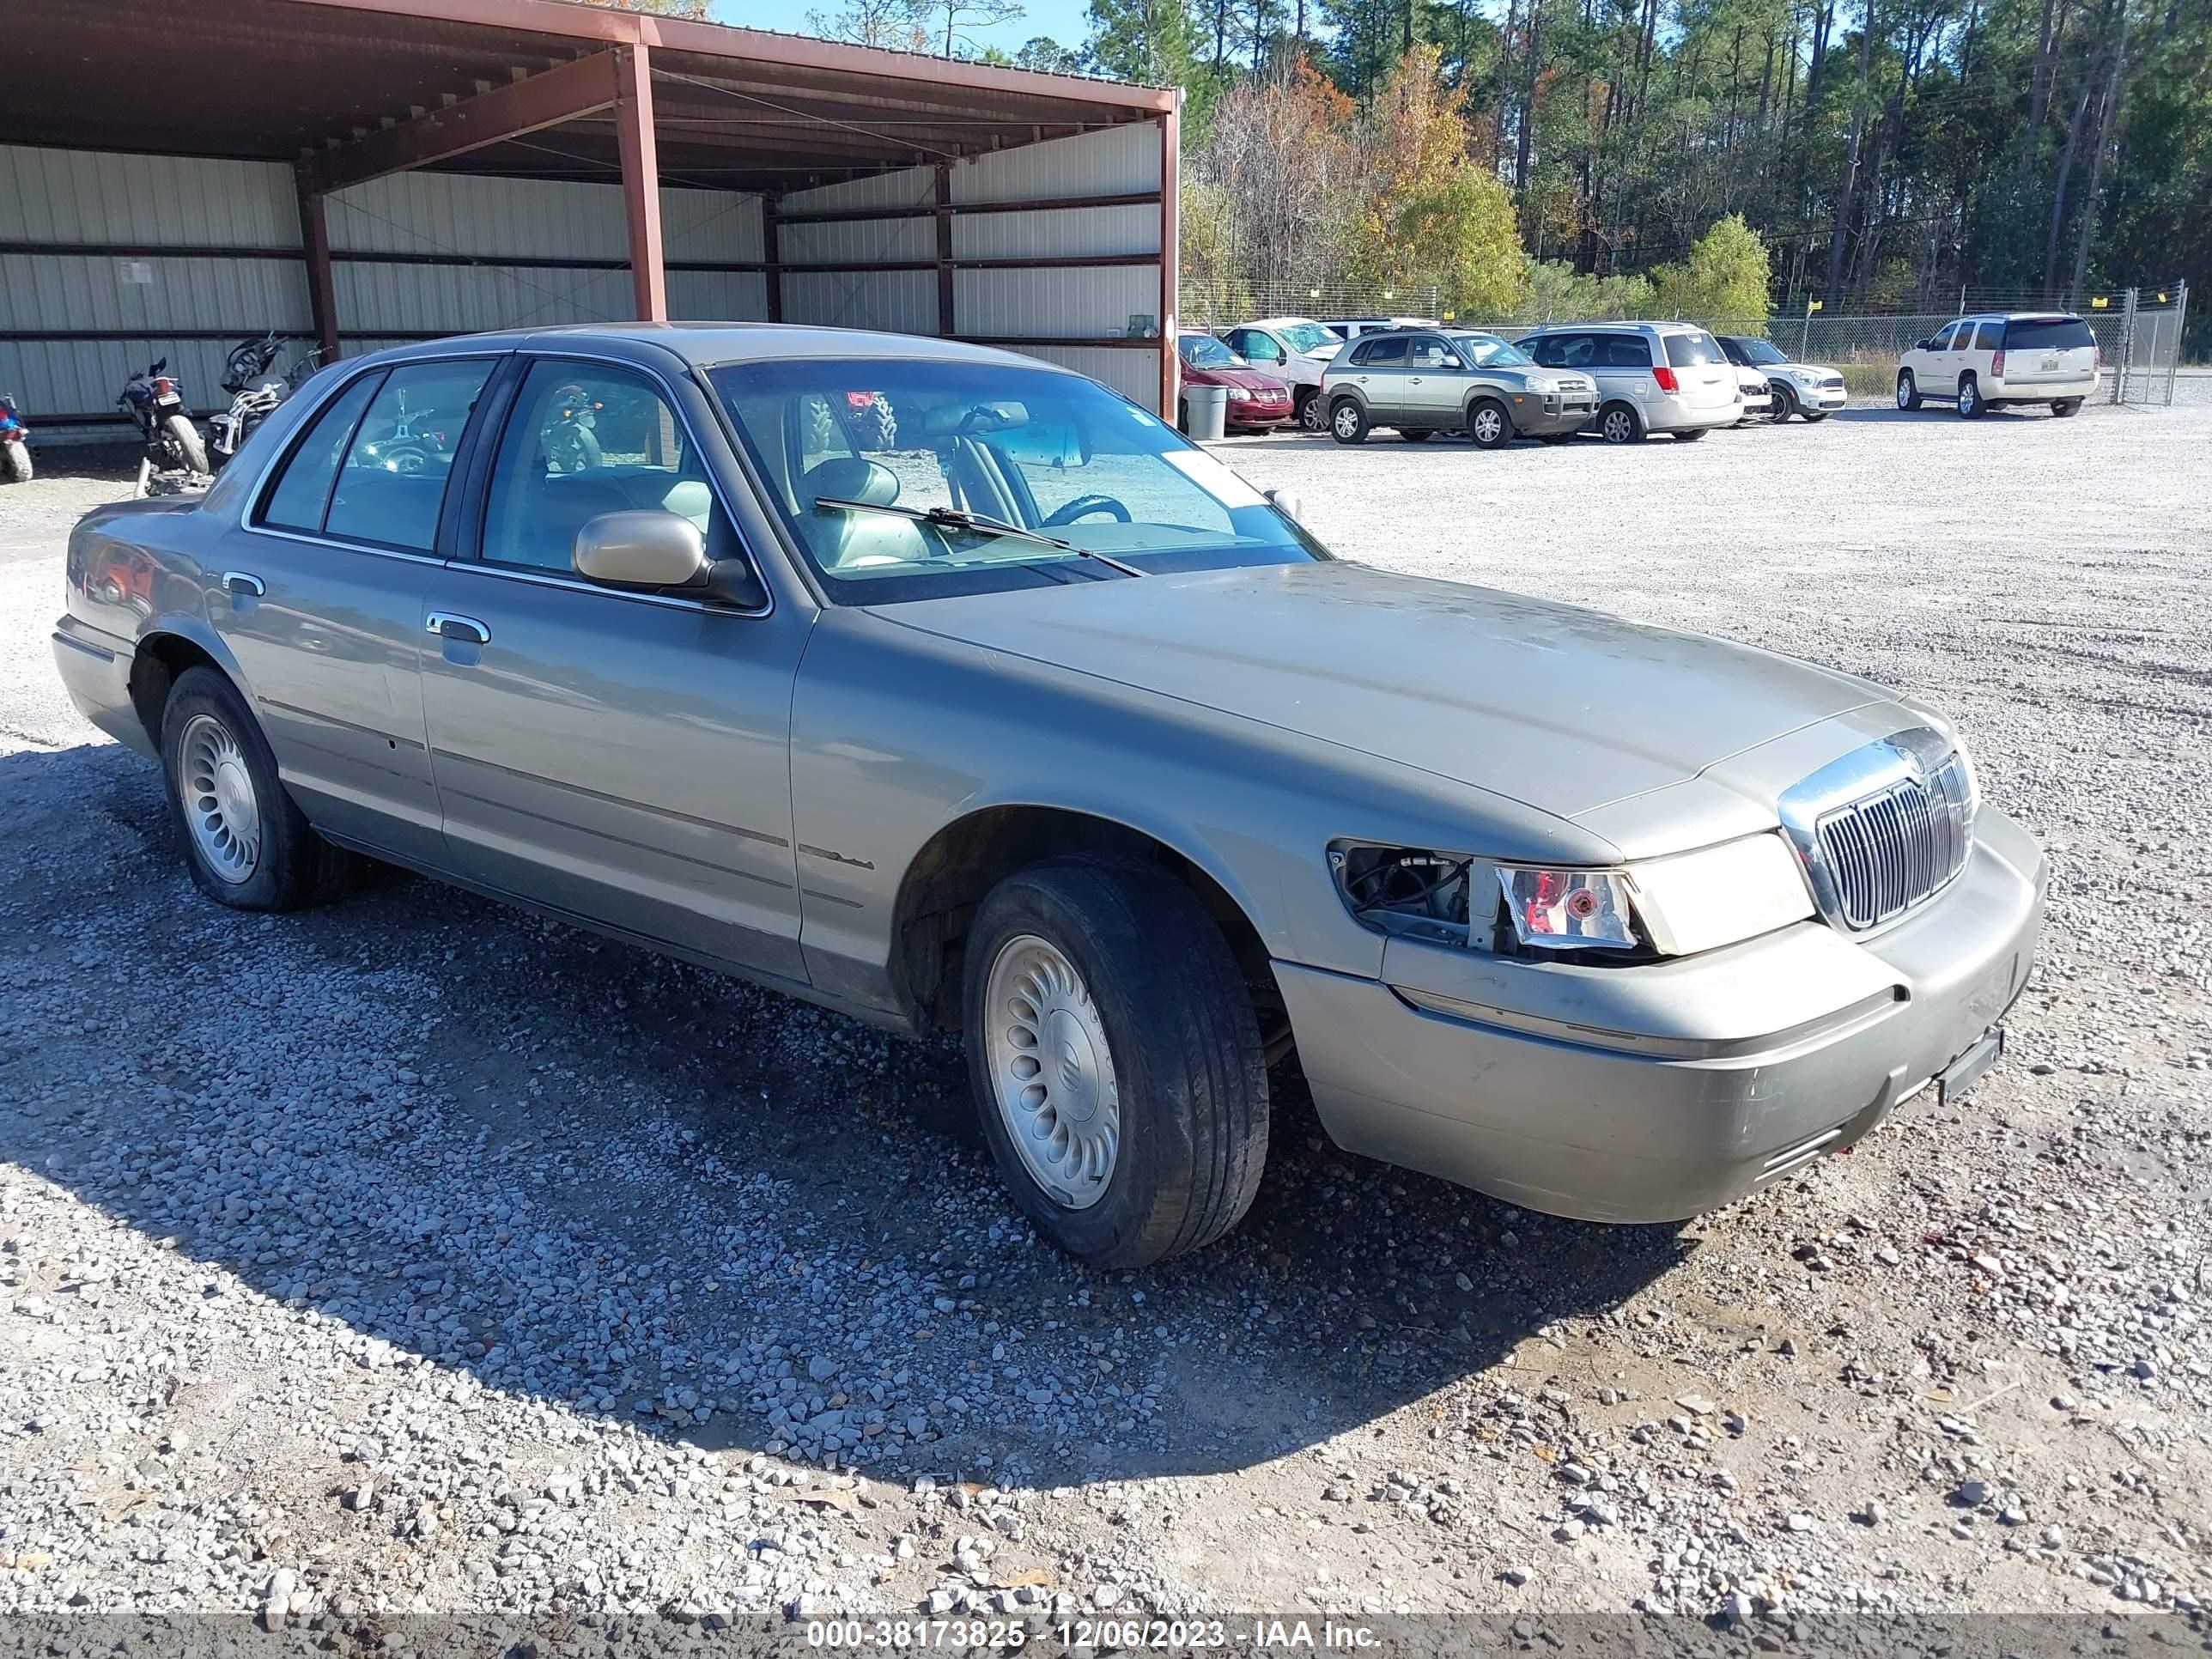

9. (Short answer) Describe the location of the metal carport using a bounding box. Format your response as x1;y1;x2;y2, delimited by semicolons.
1;0;1180;440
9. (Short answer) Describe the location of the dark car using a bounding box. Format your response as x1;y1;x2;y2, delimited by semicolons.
1176;333;1294;433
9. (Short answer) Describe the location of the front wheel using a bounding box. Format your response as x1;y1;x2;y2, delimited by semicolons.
1328;398;1369;445
2052;398;2082;417
1467;398;1513;450
164;413;209;476
1297;390;1324;434
963;856;1268;1268
1400;428;1432;443
1770;383;1798;422
160;667;350;911
1802;411;1830;422
1671;427;1710;441
1;440;29;483
1896;370;1923;411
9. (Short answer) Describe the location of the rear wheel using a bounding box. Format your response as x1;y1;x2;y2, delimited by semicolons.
1896;369;1923;410
164;414;209;476
2052;398;2082;417
963;855;1268;1268
160;666;350;911
1957;375;1986;418
1467;398;1513;450
1328;398;1370;445
1596;402;1641;445
1;440;29;483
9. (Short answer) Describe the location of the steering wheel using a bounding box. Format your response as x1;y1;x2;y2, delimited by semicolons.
1041;494;1131;526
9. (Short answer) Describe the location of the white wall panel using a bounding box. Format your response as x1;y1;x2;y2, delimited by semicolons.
780;167;934;216
957;266;1159;338
668;270;769;322
0;144;300;246
953;204;1157;261
781;270;936;337
998;343;1159;404
1;252;308;333
328;172;763;264
781;217;933;266
950;124;1158;204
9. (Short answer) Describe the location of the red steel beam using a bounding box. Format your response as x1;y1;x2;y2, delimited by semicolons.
297;50;620;196
933;163;956;337
1158;101;1179;420
612;43;667;323
295;168;341;364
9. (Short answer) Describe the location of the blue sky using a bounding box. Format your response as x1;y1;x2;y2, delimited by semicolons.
715;0;1097;56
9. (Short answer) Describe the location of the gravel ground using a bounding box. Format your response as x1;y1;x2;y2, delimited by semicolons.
1;401;2209;1640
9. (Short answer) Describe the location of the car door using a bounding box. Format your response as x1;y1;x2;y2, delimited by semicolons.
1231;328;1291;375
1350;334;1409;419
1921;321;1966;393
1402;334;1463;422
416;352;814;984
218;354;499;867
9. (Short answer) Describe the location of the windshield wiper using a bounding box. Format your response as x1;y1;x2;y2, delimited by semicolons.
812;497;1146;577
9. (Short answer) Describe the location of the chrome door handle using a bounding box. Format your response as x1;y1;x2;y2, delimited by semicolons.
1408;377;1424;385
222;571;264;597
426;612;489;645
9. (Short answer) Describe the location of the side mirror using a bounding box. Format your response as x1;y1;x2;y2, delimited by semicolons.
574;509;709;588
1914;339;1932;352
1266;488;1305;523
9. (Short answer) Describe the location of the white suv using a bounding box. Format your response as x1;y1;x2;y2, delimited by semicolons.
1897;313;2100;418
1515;322;1741;443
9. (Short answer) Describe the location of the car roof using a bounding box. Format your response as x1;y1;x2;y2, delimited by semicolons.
1962;311;2087;322
332;321;1069;378
1519;319;1705;333
1243;317;1321;330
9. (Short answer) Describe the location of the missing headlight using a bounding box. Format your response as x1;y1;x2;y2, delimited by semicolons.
1331;844;1476;946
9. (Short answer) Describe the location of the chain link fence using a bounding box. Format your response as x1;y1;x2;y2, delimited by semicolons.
1183;278;2194;405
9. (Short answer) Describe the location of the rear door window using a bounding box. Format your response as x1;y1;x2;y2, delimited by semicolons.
258;372;384;536
1355;337;1407;367
1604;335;1653;368
1663;331;1723;368
2003;317;2095;351
322;359;495;553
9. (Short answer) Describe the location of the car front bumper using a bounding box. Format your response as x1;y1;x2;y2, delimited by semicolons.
1275;805;2045;1223
1225;396;1295;427
1785;380;1850;410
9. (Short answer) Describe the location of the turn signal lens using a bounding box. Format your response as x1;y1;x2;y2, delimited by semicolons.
1496;867;1639;952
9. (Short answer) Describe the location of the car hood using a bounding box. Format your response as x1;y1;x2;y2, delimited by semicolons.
874;561;1889;828
1200;366;1290;392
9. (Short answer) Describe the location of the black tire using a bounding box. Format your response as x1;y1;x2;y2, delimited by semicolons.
1467;398;1514;450
963;855;1268;1268
1296;389;1324;434
1896;369;1923;411
1536;433;1575;446
160;666;350;912
1770;382;1798;422
164;413;208;476
1596;402;1642;445
1400;428;1433;442
1802;411;1830;422
1328;398;1370;445
1672;427;1710;441
2052;398;2082;417
1957;374;1986;418
1;440;29;484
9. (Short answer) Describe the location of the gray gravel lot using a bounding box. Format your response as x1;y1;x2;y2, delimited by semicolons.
1;402;2209;1636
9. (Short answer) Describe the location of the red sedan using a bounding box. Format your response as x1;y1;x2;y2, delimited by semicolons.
1177;333;1295;433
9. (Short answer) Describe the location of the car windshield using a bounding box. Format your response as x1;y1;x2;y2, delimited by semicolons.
1449;333;1532;368
1181;335;1238;369
1275;322;1336;354
708;358;1330;604
1735;337;1788;365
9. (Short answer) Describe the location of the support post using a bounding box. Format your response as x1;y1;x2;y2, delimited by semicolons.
613;43;667;323
295;168;340;366
762;194;784;324
1158;100;1180;421
933;164;956;338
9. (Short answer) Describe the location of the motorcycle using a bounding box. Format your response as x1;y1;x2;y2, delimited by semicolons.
118;359;210;495
542;382;605;473
210;331;321;468
0;392;29;484
357;389;458;476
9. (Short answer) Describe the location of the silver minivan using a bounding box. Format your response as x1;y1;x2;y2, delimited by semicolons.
1515;322;1741;443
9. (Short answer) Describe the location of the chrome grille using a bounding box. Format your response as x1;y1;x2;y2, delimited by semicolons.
1780;732;1976;932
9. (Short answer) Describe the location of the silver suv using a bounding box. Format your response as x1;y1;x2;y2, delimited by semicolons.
1515;322;1741;443
1319;329;1596;448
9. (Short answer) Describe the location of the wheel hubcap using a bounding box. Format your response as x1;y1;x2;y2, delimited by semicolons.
984;934;1120;1210
1333;406;1358;438
1301;398;1322;432
179;713;261;884
1898;376;1912;406
1604;411;1632;442
1474;410;1502;442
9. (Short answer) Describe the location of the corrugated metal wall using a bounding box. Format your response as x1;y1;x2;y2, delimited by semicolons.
3;118;1167;441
